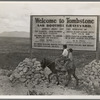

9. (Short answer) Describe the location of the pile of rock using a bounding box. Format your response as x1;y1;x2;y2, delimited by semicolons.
9;58;46;88
82;60;100;94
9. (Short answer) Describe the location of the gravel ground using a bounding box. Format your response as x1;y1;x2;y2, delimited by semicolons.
0;69;87;95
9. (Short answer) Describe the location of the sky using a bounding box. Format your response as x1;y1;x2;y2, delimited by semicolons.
0;2;100;34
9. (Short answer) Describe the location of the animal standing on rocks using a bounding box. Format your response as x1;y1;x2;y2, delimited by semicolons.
41;58;60;85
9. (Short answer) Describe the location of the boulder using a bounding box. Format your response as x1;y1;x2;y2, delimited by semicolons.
9;74;14;81
32;58;37;63
93;81;99;89
23;67;28;73
82;60;100;93
9;57;47;93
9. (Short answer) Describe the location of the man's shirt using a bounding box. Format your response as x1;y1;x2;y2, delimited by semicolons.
62;49;68;57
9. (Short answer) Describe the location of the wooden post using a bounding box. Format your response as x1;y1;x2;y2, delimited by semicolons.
30;15;33;59
96;16;99;63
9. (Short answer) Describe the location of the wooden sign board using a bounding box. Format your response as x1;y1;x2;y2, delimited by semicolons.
30;15;98;51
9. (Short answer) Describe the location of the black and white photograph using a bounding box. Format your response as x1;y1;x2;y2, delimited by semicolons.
0;1;100;98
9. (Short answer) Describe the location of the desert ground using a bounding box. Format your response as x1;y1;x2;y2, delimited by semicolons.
0;37;99;95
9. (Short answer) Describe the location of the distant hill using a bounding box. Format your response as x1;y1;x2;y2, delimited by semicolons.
0;31;29;38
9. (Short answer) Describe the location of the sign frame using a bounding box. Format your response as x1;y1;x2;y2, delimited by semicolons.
30;15;99;60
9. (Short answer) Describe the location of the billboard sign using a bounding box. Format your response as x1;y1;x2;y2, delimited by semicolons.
31;15;98;51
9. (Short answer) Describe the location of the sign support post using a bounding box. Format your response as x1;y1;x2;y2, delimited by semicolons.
30;15;33;59
96;16;99;63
